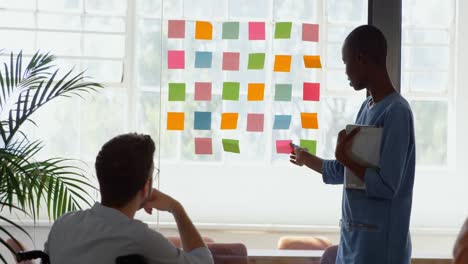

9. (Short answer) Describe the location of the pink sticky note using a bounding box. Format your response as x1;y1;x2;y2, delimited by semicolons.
303;82;320;101
223;52;240;71
194;82;212;101
195;138;213;155
168;20;185;38
246;113;264;132
249;22;265;40
168;50;184;69
302;23;319;42
276;140;293;154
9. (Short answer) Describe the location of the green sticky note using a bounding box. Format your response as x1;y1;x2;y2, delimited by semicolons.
274;84;292;101
222;22;239;39
222;82;240;100
275;22;292;39
222;139;240;153
300;139;317;155
168;83;185;101
248;53;265;70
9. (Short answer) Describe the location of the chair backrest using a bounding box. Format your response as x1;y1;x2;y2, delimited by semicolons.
115;254;148;264
166;236;215;248
320;245;338;264
16;251;147;264
16;250;50;264
278;236;332;250
207;243;248;264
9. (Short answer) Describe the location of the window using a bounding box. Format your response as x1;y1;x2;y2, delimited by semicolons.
402;0;468;231
0;0;128;164
134;0;367;226
402;0;455;167
3;0;466;253
1;0;368;227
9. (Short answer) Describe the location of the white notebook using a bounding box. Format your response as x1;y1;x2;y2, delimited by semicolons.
344;124;383;190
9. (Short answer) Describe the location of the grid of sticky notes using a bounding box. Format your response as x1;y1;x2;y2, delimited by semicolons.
166;20;321;156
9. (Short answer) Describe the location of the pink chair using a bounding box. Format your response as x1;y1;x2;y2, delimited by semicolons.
320;245;338;264
6;239;37;264
207;243;248;264
277;236;332;250
166;236;215;248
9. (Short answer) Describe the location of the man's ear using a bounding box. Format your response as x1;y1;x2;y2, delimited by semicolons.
140;178;152;198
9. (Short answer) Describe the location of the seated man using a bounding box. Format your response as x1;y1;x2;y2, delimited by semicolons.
454;217;468;264
44;133;213;264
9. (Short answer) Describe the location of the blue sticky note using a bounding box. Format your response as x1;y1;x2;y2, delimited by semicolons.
273;115;292;129
194;111;211;130
195;51;212;68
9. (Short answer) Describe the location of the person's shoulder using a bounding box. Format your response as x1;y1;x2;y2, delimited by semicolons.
386;93;413;117
457;218;468;244
391;93;411;109
454;218;468;263
51;208;90;230
47;208;91;244
55;209;88;224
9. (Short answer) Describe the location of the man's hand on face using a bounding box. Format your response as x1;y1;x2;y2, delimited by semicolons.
143;188;181;215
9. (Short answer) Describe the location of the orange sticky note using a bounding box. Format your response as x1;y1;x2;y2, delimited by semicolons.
195;21;213;40
301;113;318;129
304;55;322;68
247;83;265;101
221;113;239;130
274;55;292;72
167;112;185;130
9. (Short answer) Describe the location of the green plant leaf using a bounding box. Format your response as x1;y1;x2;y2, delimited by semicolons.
0;50;102;259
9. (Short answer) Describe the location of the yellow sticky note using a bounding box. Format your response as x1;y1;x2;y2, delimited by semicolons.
301;112;319;129
167;112;185;130
221;113;239;130
195;21;213;40
247;83;265;101
303;55;322;68
274;55;292;72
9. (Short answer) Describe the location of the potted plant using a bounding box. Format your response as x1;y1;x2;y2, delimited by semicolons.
0;50;103;263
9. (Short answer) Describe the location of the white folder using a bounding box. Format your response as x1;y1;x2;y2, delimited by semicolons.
344;124;383;190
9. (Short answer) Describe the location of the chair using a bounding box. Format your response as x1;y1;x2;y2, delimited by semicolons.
115;254;148;264
17;245;248;264
15;251;147;264
207;243;248;264
277;236;332;250
319;245;338;264
166;236;215;248
167;237;247;264
16;250;49;264
8;233;147;264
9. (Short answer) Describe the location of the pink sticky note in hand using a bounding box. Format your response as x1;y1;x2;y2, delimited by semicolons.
247;113;264;132
249;22;265;40
276;140;293;154
168;20;185;38
195;138;213;155
303;82;320;101
223;52;240;71
194;82;212;101
168;50;185;69
302;23;319;42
